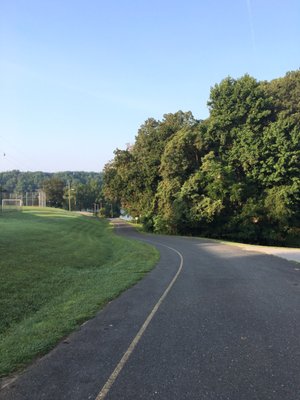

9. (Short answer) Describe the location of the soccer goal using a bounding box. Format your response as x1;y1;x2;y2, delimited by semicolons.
1;199;23;212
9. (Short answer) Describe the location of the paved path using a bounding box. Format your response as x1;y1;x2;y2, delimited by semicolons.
1;221;299;399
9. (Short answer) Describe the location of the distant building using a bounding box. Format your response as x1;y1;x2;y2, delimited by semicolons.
120;209;133;221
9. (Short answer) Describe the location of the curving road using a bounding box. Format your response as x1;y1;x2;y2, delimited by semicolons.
1;221;299;399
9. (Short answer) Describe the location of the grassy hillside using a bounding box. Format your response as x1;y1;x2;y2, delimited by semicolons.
0;208;159;377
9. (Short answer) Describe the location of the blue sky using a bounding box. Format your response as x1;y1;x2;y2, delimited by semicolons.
0;0;299;172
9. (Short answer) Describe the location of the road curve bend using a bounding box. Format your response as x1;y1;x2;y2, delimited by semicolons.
1;221;299;400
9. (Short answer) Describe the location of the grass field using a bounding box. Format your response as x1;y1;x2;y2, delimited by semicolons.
0;207;159;377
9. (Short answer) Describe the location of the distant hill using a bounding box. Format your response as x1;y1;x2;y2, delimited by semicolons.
0;170;103;193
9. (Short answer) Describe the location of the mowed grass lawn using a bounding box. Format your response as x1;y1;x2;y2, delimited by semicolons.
0;207;159;377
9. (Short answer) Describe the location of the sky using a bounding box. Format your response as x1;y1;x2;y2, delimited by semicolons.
0;0;299;172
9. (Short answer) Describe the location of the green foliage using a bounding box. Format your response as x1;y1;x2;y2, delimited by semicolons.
0;171;104;211
74;178;103;210
103;70;300;245
103;111;199;220
42;177;65;208
0;171;102;193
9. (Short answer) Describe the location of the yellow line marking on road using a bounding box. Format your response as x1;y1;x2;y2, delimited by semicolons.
95;238;183;400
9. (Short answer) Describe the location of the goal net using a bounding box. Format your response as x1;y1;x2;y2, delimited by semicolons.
1;199;23;212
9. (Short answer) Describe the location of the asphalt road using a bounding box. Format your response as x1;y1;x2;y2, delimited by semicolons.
1;221;299;399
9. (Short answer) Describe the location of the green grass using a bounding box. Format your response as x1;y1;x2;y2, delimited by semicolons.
0;207;159;377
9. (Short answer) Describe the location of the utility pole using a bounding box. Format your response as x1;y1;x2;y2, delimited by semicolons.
68;180;71;211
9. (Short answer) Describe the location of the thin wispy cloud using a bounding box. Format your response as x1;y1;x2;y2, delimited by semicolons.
0;60;161;114
246;0;257;55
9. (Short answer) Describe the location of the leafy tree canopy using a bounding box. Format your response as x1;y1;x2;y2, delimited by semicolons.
105;70;300;245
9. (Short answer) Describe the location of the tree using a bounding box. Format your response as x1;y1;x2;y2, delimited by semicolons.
103;71;300;245
103;111;200;226
75;179;103;211
103;149;136;215
43;178;65;208
155;126;203;233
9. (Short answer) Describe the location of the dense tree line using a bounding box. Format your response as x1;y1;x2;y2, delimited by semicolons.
0;171;104;211
0;170;101;192
103;71;300;245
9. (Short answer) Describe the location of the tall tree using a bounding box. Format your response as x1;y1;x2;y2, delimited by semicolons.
43;178;65;208
103;71;300;245
155;126;203;233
